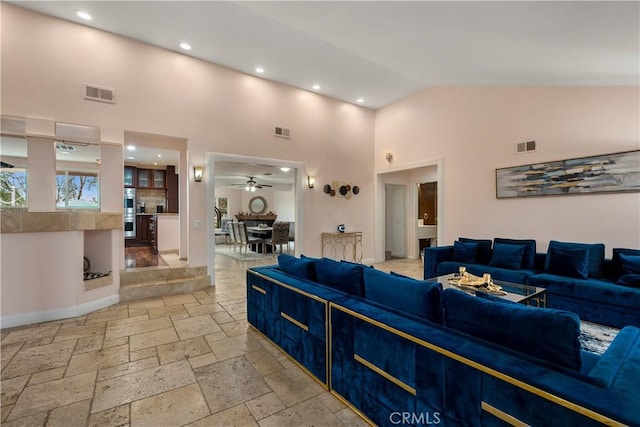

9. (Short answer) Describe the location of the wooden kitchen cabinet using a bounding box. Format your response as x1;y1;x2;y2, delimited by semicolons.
152;170;165;189
137;169;150;188
136;215;157;250
124;166;137;187
166;166;179;213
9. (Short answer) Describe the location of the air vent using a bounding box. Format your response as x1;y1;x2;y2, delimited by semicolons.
56;143;78;151
515;140;537;154
274;126;290;139
83;83;115;104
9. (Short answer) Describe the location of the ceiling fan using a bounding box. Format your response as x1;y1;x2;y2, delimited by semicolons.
231;176;272;192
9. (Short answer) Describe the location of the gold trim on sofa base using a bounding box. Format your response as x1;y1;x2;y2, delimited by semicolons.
354;354;417;396
481;401;530;427
280;312;309;331
330;303;626;427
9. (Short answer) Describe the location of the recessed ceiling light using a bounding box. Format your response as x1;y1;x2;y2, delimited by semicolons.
356;98;364;103
127;156;135;160
280;167;290;172
255;67;265;74
154;162;158;166
157;154;162;158
75;10;92;20
312;84;321;90
179;42;192;51
126;145;136;151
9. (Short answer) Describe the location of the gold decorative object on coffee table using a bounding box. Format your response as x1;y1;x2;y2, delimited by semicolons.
448;267;504;294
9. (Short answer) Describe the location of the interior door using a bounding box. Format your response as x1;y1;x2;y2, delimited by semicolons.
385;184;406;259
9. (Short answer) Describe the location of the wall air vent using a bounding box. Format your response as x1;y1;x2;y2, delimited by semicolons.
515;140;537;154
274;126;290;139
83;84;115;104
56;143;78;151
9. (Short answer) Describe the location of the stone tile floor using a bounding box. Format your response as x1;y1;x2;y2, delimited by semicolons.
1;253;423;426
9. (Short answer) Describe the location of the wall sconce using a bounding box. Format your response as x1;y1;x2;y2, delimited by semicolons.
385;152;393;162
194;166;203;182
308;176;315;188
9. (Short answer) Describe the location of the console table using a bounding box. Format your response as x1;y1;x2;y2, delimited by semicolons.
321;232;363;263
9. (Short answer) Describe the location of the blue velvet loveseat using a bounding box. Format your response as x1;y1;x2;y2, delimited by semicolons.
424;238;640;328
247;254;640;426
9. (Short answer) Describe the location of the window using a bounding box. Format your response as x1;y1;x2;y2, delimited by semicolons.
0;136;28;207
56;170;100;208
0;168;27;207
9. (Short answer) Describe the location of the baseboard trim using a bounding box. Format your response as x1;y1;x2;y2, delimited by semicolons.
0;294;120;329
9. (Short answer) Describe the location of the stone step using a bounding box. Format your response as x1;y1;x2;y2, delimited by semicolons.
119;266;210;303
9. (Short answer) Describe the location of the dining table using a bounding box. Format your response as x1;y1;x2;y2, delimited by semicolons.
246;226;273;252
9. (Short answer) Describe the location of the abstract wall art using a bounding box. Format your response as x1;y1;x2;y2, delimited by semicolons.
496;150;640;198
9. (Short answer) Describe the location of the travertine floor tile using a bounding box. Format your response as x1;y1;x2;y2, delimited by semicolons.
263;367;326;407
186;303;224;317
147;304;188;319
162;293;197;306
85;307;130;324
194;356;272;414
246;392;286;421
129;327;178;352
1;342;23;364
1;324;59;345
335;406;371;426
188;353;218;370
103;336;129;349
105;316;172;340
91;360;195;413
245;349;285;376
53;322;105;342
131;383;209;427
97;357;159;382
66;344;130;377
211;311;235;324
87;404;130;427
221;319;249;337
2;340;75;379
317;391;347;414
73;335;104;354
47;398;91;427
2;411;48;427
9;371;96;420
28;367;66;386
157;336;211;365
258;397;343;427
0;375;28;406
174;314;222;340
209;334;263;361
130;347;157;361
190;403;258;427
1;404;13;422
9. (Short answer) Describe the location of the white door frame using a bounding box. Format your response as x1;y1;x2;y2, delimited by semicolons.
205;152;305;282
374;157;445;263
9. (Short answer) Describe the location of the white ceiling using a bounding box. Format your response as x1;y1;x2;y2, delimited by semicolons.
214;161;295;190
11;1;639;109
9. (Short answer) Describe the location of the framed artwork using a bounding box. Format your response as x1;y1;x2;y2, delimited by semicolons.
496;150;640;198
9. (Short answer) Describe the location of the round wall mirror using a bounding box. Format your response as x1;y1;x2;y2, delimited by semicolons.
249;196;267;214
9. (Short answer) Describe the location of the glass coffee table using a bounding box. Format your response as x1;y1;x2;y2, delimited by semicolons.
428;273;547;307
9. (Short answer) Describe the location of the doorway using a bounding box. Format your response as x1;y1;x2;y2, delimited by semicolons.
206;153;305;281
375;158;444;263
385;184;406;259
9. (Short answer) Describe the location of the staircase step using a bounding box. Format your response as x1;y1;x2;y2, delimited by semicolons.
119;266;210;303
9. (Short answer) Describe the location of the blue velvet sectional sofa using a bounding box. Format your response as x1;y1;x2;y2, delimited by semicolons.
247;254;640;426
424;238;640;328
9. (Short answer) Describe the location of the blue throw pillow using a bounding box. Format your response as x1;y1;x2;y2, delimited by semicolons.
545;246;589;279
452;241;479;263
612;248;640;279
619;253;640;275
494;238;536;269
545;241;605;278
489;243;526;270
442;288;582;371
459;237;493;265
617;274;640;288
278;254;316;281
315;257;363;296
364;268;442;322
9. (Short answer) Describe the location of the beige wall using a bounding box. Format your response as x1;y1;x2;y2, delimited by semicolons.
375;87;640;255
1;5;376;267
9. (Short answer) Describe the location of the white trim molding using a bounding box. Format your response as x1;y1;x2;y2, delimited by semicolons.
0;294;119;329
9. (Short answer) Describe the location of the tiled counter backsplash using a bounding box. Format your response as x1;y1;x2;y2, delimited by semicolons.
137;189;166;213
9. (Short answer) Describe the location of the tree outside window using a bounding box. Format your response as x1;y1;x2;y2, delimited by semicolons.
56;171;99;208
0;168;27;207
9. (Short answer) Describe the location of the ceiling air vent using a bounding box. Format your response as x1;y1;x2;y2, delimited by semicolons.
83;83;115;104
515;140;537;154
274;126;290;139
56;143;78;151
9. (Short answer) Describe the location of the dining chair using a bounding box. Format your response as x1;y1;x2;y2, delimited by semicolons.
230;222;240;252
239;222;265;254
265;222;290;257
